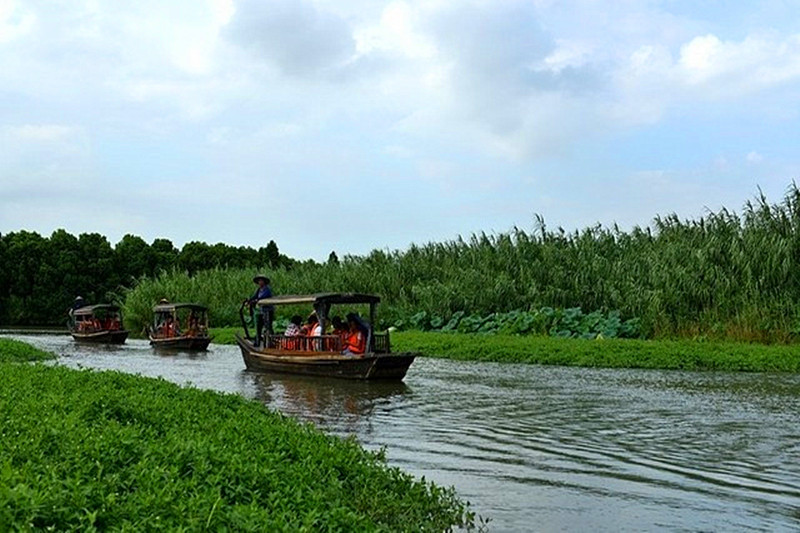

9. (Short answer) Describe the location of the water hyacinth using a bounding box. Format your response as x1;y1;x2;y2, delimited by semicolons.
0;353;474;530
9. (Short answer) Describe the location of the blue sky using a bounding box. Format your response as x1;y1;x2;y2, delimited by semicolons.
1;0;799;260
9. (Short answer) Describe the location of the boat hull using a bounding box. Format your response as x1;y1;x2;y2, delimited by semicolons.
236;335;415;381
71;330;129;344
149;336;212;351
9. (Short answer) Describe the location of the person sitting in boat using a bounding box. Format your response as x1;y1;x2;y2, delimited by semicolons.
164;315;180;338
301;314;324;351
281;315;303;350
332;316;346;336
246;275;273;347
300;314;316;336
285;315;302;337
187;311;199;336
342;313;367;356
331;316;347;351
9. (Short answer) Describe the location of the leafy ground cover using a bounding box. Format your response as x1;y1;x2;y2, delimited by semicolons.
0;337;56;363
392;331;800;373
398;308;642;338
0;349;473;530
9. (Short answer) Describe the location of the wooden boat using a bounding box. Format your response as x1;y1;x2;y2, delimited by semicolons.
69;304;129;344
236;293;416;381
148;302;212;351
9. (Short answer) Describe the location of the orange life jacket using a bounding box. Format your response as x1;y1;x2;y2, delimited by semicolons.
345;330;366;354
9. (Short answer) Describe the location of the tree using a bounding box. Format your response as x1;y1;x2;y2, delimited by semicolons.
115;234;155;282
328;251;339;265
77;233;116;304
179;241;213;275
3;231;48;324
151;238;178;272
263;240;280;268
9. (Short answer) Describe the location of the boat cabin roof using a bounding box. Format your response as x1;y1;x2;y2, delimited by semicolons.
257;293;380;307
72;304;121;316
152;303;208;313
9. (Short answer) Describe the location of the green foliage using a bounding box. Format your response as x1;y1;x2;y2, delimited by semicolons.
208;327;240;345
0;230;293;326
398;307;642;339
393;331;800;372
0;338;56;363
123;184;800;342
11;185;800;342
0;360;473;531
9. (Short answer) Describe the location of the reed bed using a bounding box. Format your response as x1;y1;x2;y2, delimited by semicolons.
125;185;800;342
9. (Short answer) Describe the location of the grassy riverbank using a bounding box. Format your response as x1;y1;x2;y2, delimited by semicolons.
393;332;800;372
208;328;800;372
0;343;473;530
0;337;57;363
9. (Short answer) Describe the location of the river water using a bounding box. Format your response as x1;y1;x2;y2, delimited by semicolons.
5;333;800;531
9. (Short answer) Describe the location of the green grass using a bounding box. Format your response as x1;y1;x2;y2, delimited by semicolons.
0;337;56;363
209;326;240;345
393;331;800;372
0;352;473;530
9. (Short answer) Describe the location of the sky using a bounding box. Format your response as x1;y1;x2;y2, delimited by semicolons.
1;0;799;261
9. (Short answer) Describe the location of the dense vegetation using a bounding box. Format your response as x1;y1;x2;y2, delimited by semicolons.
0;230;292;325
0;338;56;363
398;308;642;338
126;186;800;342
0;355;473;530
392;331;800;372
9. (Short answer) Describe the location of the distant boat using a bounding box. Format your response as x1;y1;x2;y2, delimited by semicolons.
236;293;416;381
148;302;212;351
69;304;129;344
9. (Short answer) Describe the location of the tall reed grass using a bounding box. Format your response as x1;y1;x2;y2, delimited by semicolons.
124;185;800;342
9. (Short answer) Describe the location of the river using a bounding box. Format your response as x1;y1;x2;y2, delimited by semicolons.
5;333;800;531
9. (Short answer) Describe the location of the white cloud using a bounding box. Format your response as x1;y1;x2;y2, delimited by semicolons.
224;0;356;78
3;124;76;142
746;151;764;164
3;1;800;258
0;0;34;43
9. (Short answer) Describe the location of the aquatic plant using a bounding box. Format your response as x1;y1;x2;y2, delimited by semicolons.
0;338;56;363
0;356;474;530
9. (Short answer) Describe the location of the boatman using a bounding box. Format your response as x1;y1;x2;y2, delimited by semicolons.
68;296;85;314
246;275;274;347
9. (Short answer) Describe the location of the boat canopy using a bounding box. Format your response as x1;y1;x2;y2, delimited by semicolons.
72;304;121;317
256;293;381;307
152;302;208;313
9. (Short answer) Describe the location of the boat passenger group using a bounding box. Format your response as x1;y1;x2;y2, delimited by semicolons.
153;300;205;338
247;275;367;355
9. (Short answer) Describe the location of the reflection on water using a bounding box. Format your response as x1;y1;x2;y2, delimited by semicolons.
6;333;800;532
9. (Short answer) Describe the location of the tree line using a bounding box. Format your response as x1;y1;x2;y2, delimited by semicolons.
0;230;293;325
